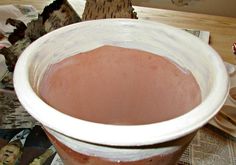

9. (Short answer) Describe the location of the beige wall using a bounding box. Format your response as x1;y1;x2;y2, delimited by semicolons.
132;0;236;17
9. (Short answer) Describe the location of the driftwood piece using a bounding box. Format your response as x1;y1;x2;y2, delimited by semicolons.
0;0;81;74
41;0;81;32
0;38;31;72
6;18;27;45
82;0;138;20
25;17;46;42
0;32;4;40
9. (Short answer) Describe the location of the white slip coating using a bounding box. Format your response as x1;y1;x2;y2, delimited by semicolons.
14;19;229;147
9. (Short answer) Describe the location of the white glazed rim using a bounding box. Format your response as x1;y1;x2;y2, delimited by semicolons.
14;19;229;146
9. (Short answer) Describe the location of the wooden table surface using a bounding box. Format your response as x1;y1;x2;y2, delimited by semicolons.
0;0;236;64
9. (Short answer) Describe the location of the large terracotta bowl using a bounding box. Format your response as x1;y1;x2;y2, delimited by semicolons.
14;19;229;164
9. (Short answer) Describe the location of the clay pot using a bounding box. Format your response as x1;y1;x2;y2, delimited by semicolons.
14;19;229;164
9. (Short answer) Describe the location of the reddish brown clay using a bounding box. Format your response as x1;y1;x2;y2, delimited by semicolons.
39;45;201;125
46;131;196;165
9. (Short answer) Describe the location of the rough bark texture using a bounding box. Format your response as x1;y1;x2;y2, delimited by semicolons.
0;0;81;74
82;0;138;20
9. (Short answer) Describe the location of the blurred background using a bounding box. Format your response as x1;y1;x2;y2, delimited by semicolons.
133;0;236;17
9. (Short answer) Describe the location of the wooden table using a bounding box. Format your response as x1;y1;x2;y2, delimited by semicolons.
1;0;236;64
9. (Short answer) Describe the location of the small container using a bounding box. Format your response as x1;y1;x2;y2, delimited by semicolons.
215;105;236;130
14;19;229;165
224;62;235;76
229;87;236;104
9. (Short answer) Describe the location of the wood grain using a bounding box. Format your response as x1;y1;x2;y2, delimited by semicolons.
135;7;236;64
0;0;236;64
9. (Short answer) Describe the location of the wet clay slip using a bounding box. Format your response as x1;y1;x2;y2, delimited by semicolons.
39;45;201;125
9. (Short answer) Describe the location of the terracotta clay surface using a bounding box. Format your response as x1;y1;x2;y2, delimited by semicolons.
39;45;201;125
46;130;196;165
